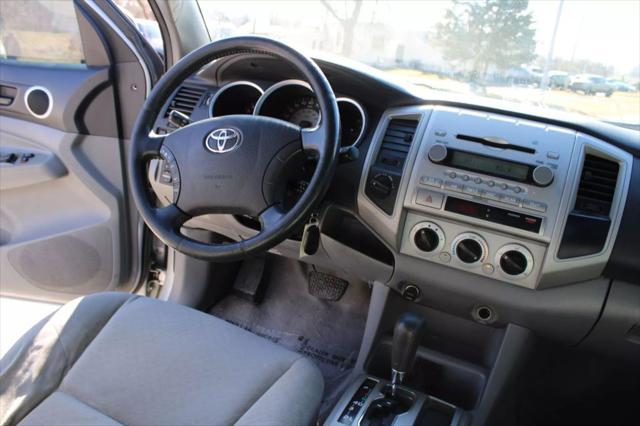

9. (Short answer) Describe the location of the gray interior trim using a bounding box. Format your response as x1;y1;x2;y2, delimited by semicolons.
83;0;151;97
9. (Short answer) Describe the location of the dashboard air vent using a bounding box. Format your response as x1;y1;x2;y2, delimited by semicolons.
575;154;619;216
365;117;420;215
375;118;419;171
558;153;620;259
164;85;205;118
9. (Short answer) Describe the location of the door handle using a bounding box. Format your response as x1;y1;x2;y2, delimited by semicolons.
0;95;14;106
0;84;17;106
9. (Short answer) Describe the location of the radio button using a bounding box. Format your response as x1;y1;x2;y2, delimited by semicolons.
513;186;523;194
420;176;443;188
523;199;547;213
483;191;502;202
500;183;509;190
461;174;470;181
474;177;483;184
448;171;457;179
463;186;482;196
501;195;521;206
444;181;464;192
416;189;444;209
546;151;560;160
486;180;496;187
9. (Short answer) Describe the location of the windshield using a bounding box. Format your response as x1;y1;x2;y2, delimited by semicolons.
197;0;640;126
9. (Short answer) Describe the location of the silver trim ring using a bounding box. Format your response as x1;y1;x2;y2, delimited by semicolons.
409;221;445;256
495;243;534;278
209;80;264;117
253;79;313;116
24;86;53;119
254;80;367;147
336;97;367;148
451;232;488;266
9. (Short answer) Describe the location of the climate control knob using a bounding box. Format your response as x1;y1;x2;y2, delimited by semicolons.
427;144;448;163
496;244;533;277
532;165;554;187
410;222;444;255
452;233;487;264
414;228;440;252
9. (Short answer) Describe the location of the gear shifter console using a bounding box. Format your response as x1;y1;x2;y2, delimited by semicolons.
325;313;461;426
391;313;426;395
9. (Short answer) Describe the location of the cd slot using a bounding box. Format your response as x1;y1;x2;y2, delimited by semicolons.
456;134;536;154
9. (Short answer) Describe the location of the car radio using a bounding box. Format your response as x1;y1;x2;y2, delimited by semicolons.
404;107;575;239
398;107;577;288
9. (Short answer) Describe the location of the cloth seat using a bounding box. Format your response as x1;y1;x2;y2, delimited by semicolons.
0;292;324;425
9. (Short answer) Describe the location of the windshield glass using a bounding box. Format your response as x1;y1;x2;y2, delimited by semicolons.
198;0;640;126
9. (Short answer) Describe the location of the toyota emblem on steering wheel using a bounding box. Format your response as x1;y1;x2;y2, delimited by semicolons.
205;128;242;153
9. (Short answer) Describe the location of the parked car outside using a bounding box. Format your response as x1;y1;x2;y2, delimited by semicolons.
570;74;614;96
606;79;637;92
548;70;570;89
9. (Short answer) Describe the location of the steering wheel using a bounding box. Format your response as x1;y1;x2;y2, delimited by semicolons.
129;36;340;261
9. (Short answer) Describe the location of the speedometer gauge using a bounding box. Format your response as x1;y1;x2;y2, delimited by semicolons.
281;96;320;128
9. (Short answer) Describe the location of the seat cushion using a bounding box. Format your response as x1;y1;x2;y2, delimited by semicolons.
1;293;324;425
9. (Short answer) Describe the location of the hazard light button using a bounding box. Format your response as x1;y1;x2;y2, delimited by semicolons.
416;189;444;209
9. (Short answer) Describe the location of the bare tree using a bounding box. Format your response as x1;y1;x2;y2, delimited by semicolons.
320;0;363;56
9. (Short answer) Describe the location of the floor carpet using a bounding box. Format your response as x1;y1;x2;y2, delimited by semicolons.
209;256;371;407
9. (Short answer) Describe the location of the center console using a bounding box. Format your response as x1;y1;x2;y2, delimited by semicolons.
359;106;631;289
325;312;466;426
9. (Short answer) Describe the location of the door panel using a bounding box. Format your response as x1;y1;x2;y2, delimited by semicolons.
0;2;146;303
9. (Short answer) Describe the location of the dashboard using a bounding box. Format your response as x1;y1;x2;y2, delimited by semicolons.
149;53;639;353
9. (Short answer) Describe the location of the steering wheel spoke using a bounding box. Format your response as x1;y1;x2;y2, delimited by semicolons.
142;134;165;159
301;126;327;156
155;204;190;231
259;205;286;233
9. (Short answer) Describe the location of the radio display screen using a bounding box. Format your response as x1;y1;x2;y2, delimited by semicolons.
450;150;530;181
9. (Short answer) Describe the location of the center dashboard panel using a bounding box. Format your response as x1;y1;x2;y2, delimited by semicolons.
359;106;632;290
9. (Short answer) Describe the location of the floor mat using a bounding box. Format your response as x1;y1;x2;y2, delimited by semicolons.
210;256;371;401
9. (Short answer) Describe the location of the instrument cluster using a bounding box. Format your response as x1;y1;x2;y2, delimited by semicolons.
209;79;366;148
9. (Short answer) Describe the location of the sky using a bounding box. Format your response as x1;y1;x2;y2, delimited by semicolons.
198;0;640;75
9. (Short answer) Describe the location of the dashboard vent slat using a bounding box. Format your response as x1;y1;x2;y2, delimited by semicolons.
574;154;619;216
165;85;206;118
375;118;419;171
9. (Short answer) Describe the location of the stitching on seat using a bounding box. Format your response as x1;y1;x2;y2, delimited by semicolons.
54;389;124;425
231;356;305;425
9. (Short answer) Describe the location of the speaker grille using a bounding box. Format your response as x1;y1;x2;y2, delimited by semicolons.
8;226;113;293
25;87;52;118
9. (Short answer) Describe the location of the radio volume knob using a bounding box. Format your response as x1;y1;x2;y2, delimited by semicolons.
428;144;448;163
532;165;554;187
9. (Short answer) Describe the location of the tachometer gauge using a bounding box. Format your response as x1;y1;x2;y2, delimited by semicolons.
281;96;320;128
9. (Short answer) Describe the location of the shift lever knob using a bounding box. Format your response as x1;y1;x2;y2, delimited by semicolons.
391;313;425;393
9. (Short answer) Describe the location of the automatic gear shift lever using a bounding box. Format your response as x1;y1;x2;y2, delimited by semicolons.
391;313;426;396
